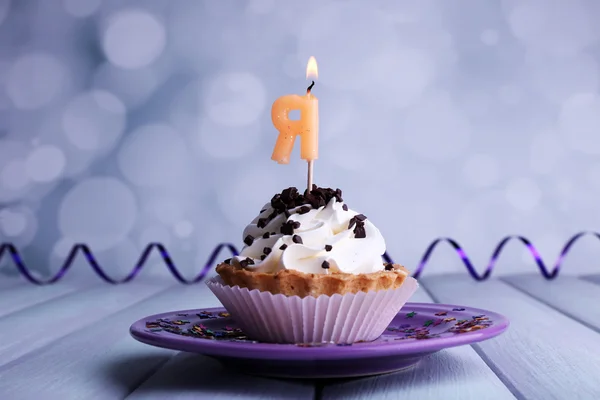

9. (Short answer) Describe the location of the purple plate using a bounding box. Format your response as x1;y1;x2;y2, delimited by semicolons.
130;303;509;379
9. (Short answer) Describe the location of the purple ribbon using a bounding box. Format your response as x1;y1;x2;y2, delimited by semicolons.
1;231;598;284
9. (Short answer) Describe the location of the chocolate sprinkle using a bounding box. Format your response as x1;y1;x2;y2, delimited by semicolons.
297;206;311;215
385;263;394;271
260;254;267;260
321;260;330;269
354;224;366;239
255;186;346;230
263;247;272;255
240;259;248;268
292;221;301;229
348;214;366;229
279;244;288;250
262;232;270;239
292;235;303;244
223;258;232;264
244;235;254;246
325;245;332;252
245;257;255;265
280;220;296;235
348;214;368;239
342;204;348;211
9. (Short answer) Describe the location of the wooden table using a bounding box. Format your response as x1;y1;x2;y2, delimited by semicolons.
1;273;600;400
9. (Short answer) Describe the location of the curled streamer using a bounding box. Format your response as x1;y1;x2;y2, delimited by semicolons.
0;231;599;284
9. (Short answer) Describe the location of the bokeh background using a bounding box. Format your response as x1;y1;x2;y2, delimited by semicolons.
1;0;600;282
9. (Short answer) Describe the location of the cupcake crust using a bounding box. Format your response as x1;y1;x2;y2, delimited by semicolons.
215;263;410;298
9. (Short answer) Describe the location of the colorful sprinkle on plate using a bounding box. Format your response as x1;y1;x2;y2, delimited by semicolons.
130;304;509;379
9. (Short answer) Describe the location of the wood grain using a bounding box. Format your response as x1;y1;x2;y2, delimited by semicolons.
0;282;170;368
0;284;314;400
422;274;600;400
321;284;515;400
503;274;600;332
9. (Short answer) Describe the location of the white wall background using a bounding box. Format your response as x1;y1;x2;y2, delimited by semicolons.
1;0;600;281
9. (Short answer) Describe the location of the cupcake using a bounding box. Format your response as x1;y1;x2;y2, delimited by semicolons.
206;185;418;344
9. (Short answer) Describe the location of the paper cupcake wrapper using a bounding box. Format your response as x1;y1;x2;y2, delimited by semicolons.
205;276;419;344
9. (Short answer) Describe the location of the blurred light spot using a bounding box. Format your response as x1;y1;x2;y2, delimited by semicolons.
367;49;436;109
143;196;187;225
139;225;172;248
246;0;274;14
7;53;66;109
463;154;500;188
103;9;166;69
480;29;499;46
52;237;74;258
505;177;542;211
1;159;29;191
174;220;194;238
529;132;566;174
217;166;289;225
58;177;138;251
197;117;262;159
498;84;521;105
402;91;471;161
168;79;201;131
527;52;599;104
456;190;558;274
62;90;126;151
204;72;266;127
297;0;398;90
25;145;66;183
0;209;26;236
507;0;598;56
559;93;600;155
63;0;100;18
0;140;31;201
0;206;37;247
92;62;158;108
118;124;192;188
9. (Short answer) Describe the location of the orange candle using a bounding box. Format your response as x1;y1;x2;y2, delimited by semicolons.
271;57;319;164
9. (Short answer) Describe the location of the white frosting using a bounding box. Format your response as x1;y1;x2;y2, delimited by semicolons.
231;198;386;274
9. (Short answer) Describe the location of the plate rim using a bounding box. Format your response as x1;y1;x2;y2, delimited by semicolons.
129;302;509;361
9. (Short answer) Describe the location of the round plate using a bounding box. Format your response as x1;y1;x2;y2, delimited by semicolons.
130;303;509;379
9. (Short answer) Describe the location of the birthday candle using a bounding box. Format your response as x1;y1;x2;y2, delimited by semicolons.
271;57;319;165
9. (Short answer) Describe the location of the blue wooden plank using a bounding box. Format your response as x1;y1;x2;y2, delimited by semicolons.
126;352;314;400
580;274;600;286
0;283;83;318
0;282;171;368
0;284;314;400
422;275;600;400
321;286;515;400
503;274;600;333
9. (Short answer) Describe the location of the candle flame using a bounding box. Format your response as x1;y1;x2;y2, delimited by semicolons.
306;56;318;80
